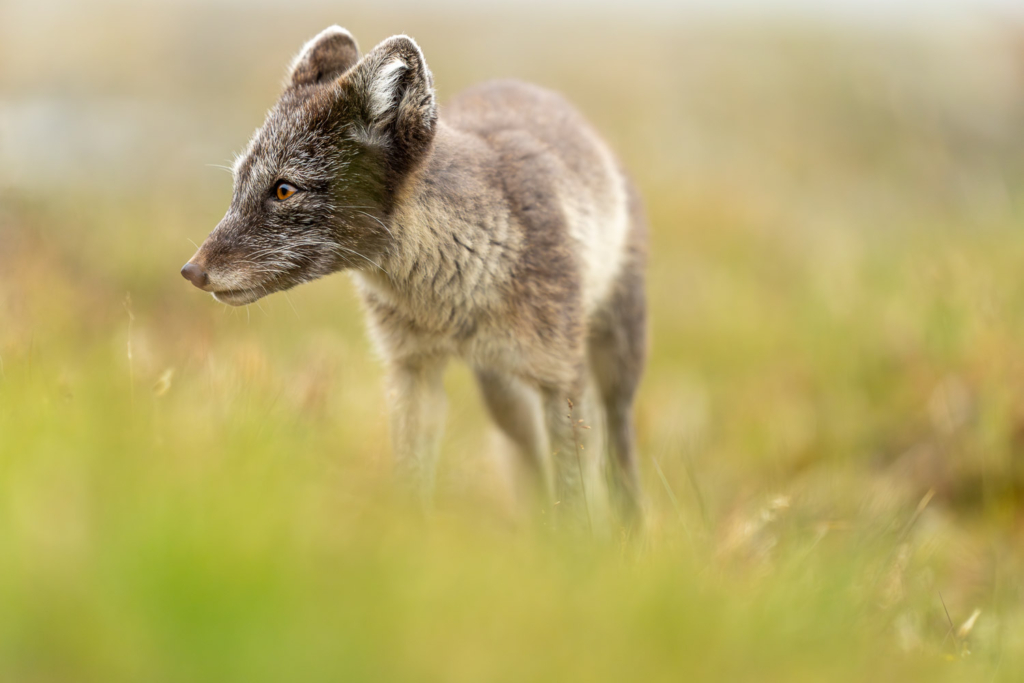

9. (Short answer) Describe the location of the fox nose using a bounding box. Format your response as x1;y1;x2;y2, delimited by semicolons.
180;262;209;289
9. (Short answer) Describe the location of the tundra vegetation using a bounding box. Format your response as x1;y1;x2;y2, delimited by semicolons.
1;4;1024;682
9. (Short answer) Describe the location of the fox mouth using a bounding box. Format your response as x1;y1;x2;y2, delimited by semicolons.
207;271;299;306
211;287;266;306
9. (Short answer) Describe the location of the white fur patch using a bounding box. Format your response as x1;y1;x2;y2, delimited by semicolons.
563;140;630;315
368;58;407;121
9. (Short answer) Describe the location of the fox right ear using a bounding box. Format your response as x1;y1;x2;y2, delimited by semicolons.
289;26;361;87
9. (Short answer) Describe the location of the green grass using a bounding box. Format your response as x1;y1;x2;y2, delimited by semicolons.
3;8;1024;681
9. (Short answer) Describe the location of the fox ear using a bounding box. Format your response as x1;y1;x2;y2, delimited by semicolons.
346;35;437;160
289;26;361;87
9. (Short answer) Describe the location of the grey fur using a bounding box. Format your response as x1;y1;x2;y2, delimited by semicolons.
184;28;648;526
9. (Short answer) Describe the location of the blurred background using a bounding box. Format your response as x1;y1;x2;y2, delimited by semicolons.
3;0;1024;680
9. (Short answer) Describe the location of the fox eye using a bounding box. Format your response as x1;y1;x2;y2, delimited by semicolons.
274;181;298;201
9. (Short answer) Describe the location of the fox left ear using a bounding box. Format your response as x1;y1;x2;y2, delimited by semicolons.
289;25;361;87
345;35;437;162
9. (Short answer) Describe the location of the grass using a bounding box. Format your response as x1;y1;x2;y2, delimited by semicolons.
0;346;991;682
2;6;1024;681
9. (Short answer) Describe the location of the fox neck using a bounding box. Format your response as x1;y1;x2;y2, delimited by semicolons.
357;121;515;316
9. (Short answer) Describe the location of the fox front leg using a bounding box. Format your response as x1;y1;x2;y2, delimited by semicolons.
387;356;449;506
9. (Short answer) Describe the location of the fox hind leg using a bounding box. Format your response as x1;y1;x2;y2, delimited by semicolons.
588;234;647;527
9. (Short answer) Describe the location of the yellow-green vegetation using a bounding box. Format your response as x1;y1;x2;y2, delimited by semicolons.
2;5;1024;681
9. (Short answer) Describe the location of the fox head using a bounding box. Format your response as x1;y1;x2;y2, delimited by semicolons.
181;27;437;305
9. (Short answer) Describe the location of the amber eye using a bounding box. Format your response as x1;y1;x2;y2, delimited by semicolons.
275;182;298;201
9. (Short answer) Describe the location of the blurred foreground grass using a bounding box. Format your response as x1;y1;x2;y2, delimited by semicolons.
3;4;1024;681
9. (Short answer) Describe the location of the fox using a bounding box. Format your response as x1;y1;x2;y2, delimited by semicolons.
181;26;648;526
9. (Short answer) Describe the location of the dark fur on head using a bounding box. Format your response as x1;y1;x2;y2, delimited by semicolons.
189;27;436;306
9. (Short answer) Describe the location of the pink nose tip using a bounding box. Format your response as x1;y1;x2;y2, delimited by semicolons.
180;262;209;289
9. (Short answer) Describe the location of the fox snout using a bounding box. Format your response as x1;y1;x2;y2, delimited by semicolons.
179;243;255;306
180;262;209;289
